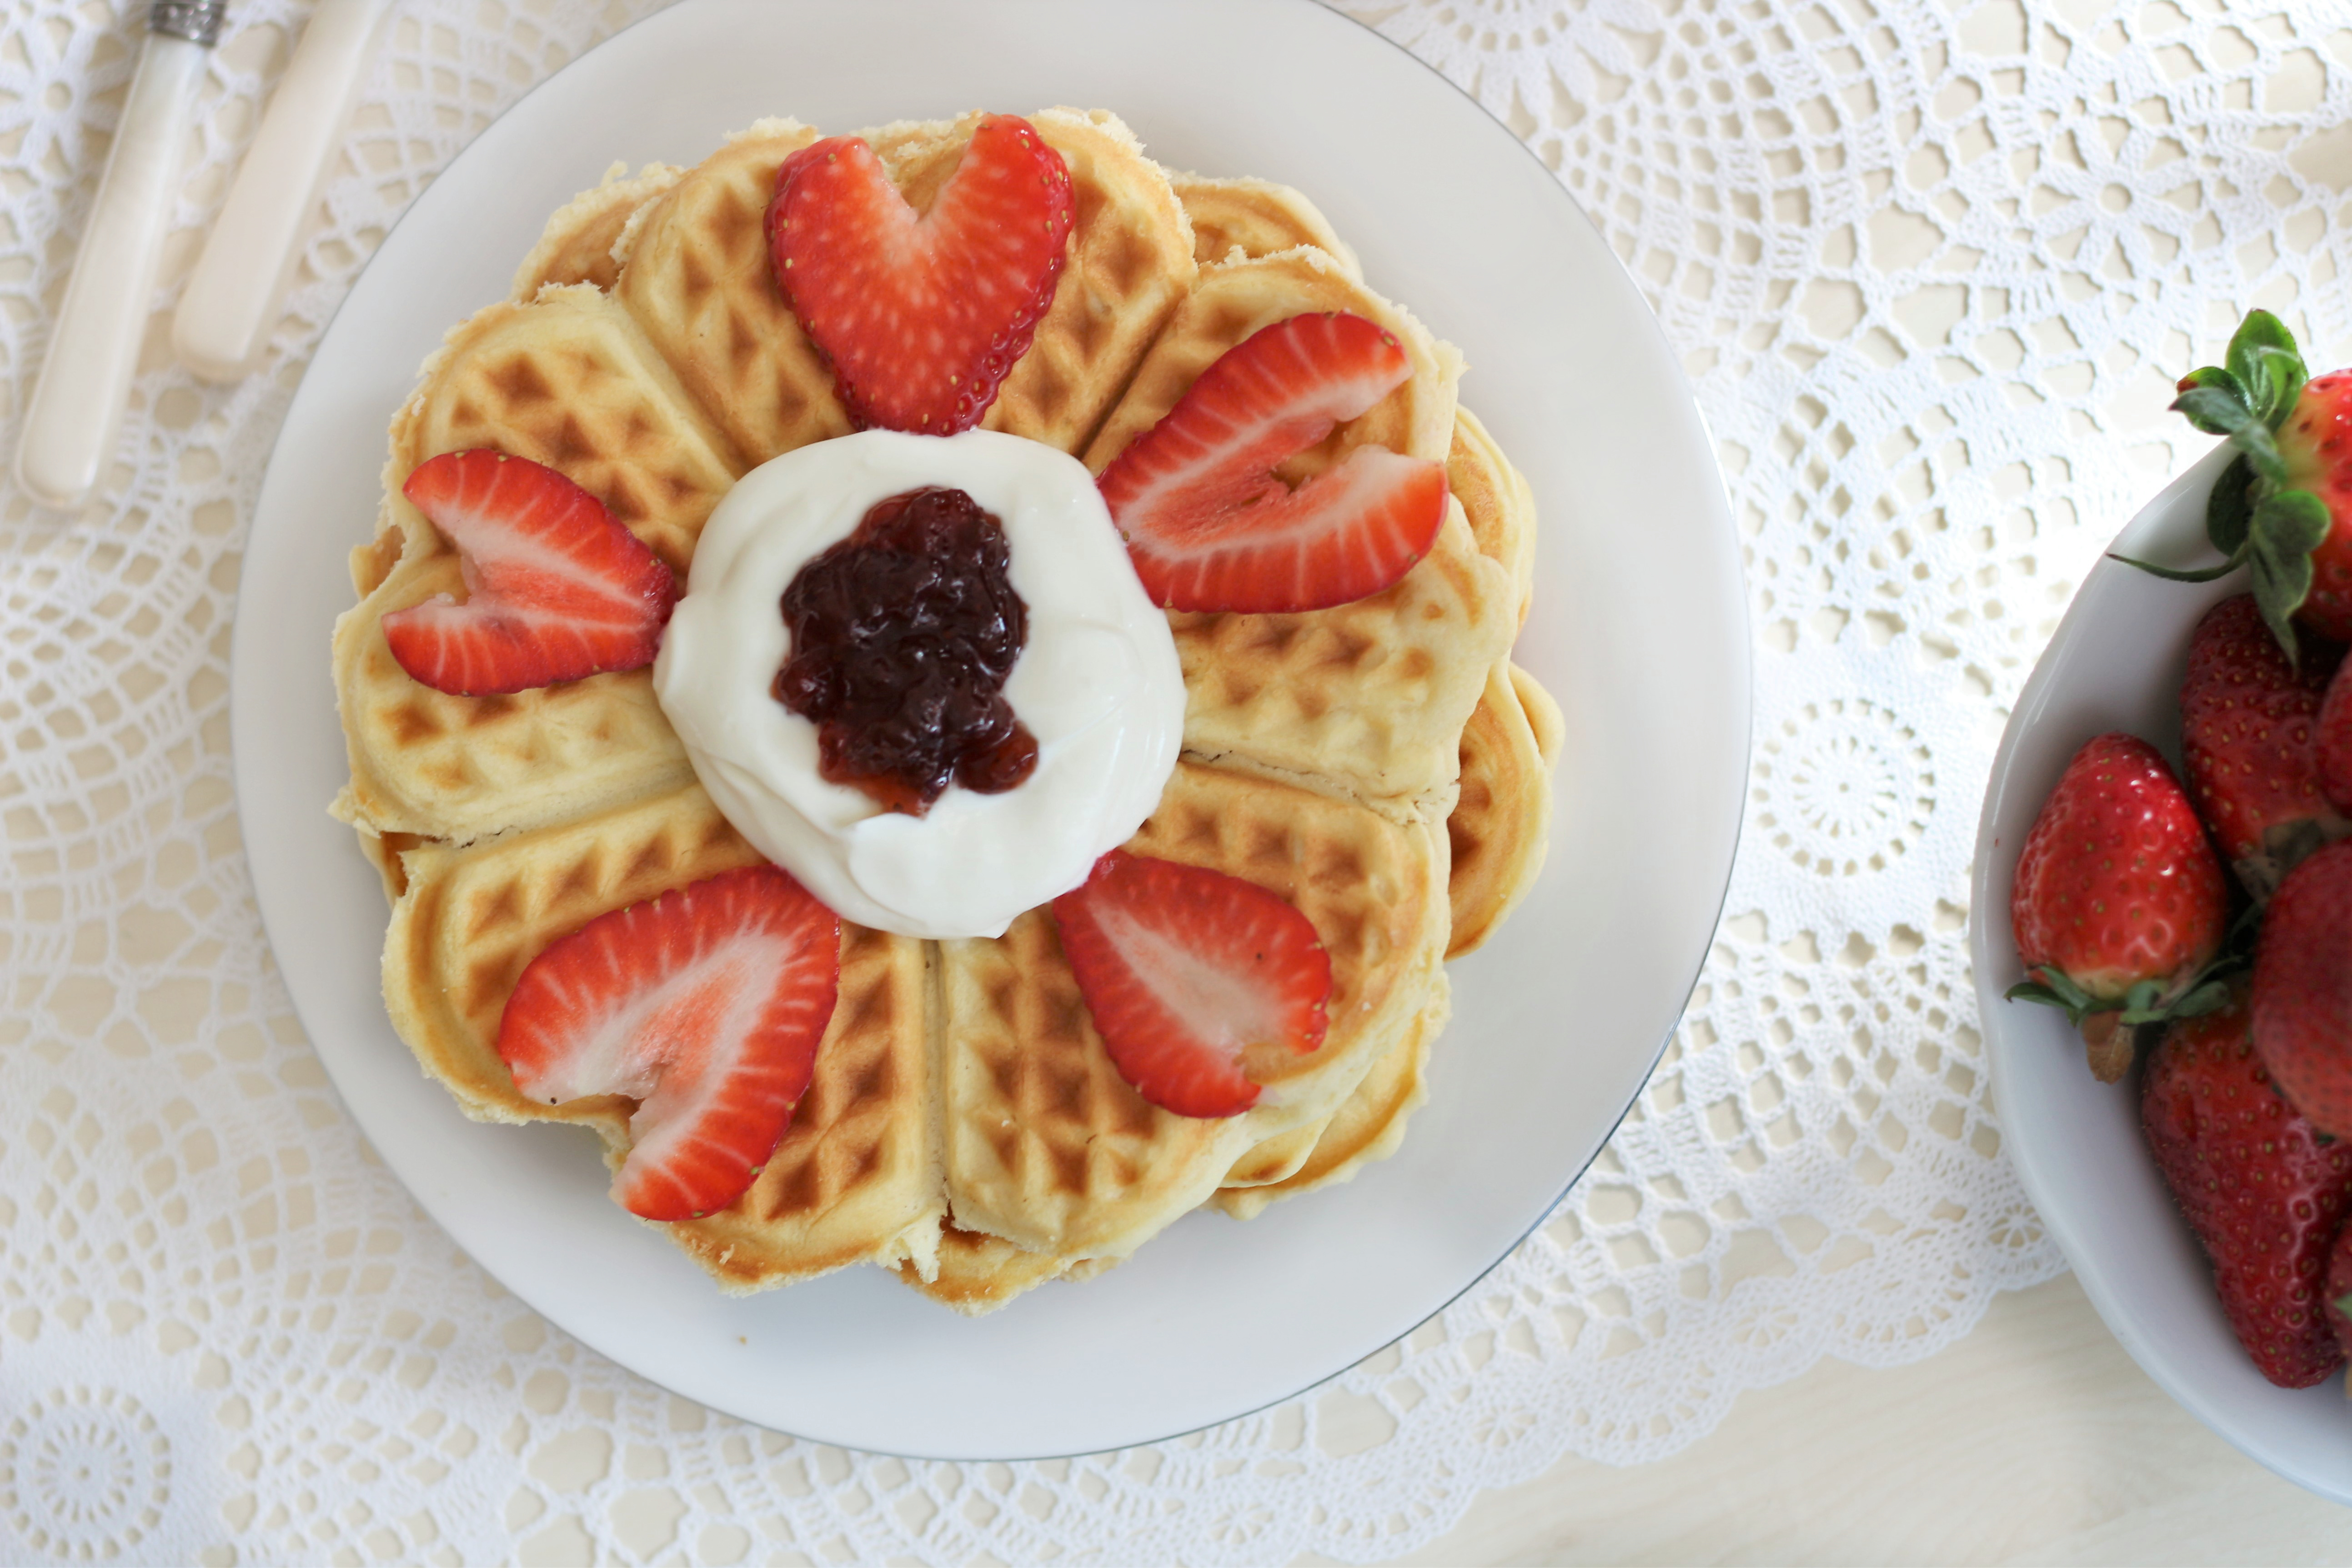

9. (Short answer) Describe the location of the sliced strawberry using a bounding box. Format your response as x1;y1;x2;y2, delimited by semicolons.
1096;311;1449;613
1050;849;1330;1118
496;865;840;1222
768;114;1073;434
386;449;675;696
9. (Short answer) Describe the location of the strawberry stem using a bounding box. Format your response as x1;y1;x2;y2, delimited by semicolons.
2080;1012;2137;1084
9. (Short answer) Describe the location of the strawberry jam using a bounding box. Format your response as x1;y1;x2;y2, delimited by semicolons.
776;486;1038;815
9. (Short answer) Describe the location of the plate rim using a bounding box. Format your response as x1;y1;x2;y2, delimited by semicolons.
229;0;1751;1459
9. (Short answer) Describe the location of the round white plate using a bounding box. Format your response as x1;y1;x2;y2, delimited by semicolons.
231;0;1748;1459
1971;446;2352;1505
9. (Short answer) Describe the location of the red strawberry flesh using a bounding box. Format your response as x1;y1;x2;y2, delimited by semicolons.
2315;646;2352;816
2179;593;2349;900
1097;311;1450;613
496;864;840;1222
2142;994;2352;1389
386;450;675;696
2276;371;2352;641
768;115;1072;435
2010;732;2227;1003
2252;839;2352;1139
1051;849;1330;1118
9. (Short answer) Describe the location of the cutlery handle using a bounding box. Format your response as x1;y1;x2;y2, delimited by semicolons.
14;34;209;510
173;0;398;382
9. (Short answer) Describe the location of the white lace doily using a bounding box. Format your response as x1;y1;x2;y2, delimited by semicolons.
6;0;2342;1558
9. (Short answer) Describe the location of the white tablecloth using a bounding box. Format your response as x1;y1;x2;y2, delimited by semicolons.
6;0;2337;1559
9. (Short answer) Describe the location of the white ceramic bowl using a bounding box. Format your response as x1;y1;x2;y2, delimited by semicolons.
1971;445;2352;1504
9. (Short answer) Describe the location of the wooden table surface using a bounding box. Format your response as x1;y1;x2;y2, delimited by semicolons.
1299;1275;2349;1566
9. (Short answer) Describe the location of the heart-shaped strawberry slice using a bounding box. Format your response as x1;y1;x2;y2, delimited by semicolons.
1096;312;1450;613
386;449;676;696
497;864;842;1222
768;114;1073;434
1052;849;1330;1118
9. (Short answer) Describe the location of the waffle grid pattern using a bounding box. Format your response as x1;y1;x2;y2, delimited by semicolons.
347;101;1508;1294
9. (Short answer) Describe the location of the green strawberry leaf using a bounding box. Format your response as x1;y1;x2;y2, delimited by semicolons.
2164;977;2236;1019
2005;984;2086;1025
2170;383;2287;484
2250;350;2310;430
2171;381;2256;438
2007;969;2108;1027
2173;366;2248;412
2234;420;2286;486
2224;309;2307;428
2207;454;2253;557
2115;977;2166;1025
2247;490;2332;663
2338;1289;2352;1318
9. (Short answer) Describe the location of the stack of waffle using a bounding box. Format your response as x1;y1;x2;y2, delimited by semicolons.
332;108;1560;1313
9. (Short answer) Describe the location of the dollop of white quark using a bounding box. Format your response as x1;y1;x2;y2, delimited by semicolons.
652;428;1185;940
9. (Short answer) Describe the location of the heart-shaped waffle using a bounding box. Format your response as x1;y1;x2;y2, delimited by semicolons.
335;108;1553;1312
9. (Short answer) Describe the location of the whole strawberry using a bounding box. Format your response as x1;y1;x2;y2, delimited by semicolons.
2142;994;2352;1389
2131;310;2352;661
2009;733;2230;1082
2178;594;2349;901
2251;839;2352;1138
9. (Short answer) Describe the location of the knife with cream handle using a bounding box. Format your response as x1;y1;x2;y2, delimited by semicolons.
173;0;398;382
14;1;225;510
